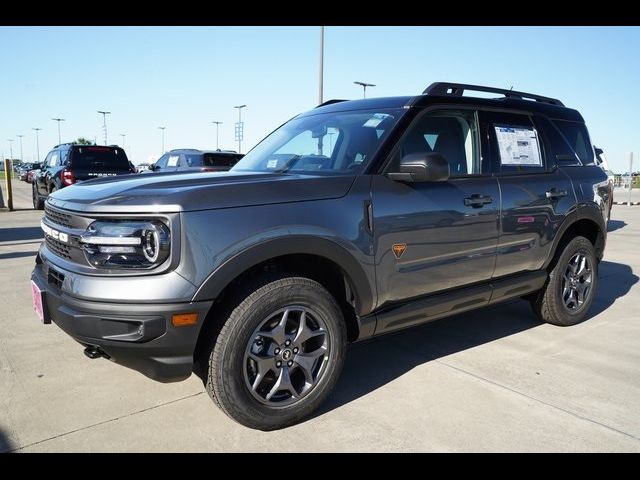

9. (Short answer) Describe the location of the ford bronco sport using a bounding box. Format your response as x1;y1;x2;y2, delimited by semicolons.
33;143;135;210
31;82;610;430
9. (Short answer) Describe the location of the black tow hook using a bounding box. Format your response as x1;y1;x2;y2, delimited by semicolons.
84;345;108;359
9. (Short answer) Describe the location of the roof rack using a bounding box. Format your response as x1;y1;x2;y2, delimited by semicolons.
315;99;347;108
423;82;564;107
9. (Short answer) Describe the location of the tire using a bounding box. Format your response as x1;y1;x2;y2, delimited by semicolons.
204;275;347;430
530;236;598;326
32;183;44;210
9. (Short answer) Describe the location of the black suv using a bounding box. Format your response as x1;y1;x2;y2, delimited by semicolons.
32;144;135;209
150;149;243;173
31;82;610;430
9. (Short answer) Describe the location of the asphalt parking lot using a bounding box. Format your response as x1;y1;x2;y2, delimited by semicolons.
1;179;640;452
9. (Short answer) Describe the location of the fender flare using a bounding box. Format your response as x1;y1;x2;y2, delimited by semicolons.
543;203;606;269
192;235;375;316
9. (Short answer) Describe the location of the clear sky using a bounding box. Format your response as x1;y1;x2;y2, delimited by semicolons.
1;26;638;172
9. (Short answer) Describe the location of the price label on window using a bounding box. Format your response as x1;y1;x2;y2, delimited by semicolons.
495;126;542;166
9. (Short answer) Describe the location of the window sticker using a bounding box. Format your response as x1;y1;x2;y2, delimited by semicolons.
167;155;179;167
363;113;390;128
266;159;278;169
494;125;542;166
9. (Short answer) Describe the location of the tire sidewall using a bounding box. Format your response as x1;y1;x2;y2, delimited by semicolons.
211;278;346;430
551;237;598;323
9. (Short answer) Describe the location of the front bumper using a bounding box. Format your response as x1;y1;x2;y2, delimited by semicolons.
31;259;213;382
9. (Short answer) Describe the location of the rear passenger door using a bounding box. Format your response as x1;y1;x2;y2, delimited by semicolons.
478;111;575;277
372;108;500;307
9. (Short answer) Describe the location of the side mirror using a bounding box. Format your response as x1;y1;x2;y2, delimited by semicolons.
388;152;450;183
152;164;159;171
594;146;604;157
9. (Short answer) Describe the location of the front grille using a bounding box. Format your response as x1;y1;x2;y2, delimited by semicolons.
45;205;73;228
45;236;71;259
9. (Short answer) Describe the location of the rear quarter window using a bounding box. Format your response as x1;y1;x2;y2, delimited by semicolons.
552;120;595;165
203;153;242;168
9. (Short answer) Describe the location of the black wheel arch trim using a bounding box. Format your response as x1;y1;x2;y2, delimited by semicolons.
543;203;606;270
192;235;375;317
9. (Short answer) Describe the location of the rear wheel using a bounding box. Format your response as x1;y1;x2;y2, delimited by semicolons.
32;183;44;210
530;236;597;326
204;275;347;430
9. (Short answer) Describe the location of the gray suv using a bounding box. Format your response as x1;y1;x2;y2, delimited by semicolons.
31;82;610;430
150;149;243;173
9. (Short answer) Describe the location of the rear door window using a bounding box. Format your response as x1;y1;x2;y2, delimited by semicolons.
71;147;130;171
481;111;547;174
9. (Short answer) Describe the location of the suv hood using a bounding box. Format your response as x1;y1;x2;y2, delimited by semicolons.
47;171;356;213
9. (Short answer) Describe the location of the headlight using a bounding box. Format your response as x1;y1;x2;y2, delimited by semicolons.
81;220;170;269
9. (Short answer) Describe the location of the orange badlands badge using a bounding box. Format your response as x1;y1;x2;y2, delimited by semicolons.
392;243;407;259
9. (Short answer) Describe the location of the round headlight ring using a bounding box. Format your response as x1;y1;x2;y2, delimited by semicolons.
142;228;160;263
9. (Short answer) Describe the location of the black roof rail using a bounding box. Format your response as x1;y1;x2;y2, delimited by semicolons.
423;82;564;107
53;142;75;149
315;99;347;108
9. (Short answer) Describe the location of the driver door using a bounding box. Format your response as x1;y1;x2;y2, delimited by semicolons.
372;108;500;309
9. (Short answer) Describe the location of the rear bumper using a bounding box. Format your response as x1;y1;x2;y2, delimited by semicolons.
31;261;213;382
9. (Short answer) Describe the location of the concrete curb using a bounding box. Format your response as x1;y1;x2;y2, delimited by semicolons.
613;201;640;205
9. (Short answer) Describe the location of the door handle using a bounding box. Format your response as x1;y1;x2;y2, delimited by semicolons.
545;188;567;199
464;194;493;208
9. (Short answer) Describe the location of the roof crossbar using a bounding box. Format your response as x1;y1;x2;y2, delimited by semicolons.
423;82;564;107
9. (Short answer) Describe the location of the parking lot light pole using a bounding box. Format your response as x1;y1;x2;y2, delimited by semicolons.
52;118;65;144
628;152;634;205
32;128;42;161
97;111;111;145
158;127;166;154
234;105;246;154
354;81;375;98
319;26;324;104
212;121;223;150
119;133;126;148
17;135;24;162
7;139;13;160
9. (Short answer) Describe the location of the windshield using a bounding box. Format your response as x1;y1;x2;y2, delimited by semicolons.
231;108;404;175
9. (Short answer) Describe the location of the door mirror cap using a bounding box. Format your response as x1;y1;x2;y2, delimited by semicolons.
388;152;450;183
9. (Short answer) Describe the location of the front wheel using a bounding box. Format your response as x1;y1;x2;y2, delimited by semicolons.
205;275;347;430
530;236;598;326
